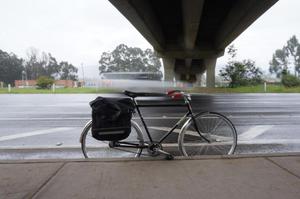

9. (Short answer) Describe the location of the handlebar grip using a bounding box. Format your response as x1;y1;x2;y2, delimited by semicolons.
166;90;184;99
166;90;182;96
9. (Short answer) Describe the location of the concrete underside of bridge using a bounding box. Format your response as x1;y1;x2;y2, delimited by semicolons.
109;0;278;87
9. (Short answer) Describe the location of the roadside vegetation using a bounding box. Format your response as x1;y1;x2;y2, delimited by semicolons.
36;76;55;89
190;84;300;93
0;87;119;94
219;45;263;88
2;84;300;94
0;48;78;87
1;37;300;94
217;35;300;91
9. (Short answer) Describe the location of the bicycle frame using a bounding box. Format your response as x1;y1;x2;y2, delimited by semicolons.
134;100;190;144
115;96;210;149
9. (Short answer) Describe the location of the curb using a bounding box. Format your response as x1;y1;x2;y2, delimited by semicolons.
1;152;299;164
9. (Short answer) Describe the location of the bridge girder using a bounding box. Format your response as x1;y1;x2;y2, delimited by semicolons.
109;0;278;85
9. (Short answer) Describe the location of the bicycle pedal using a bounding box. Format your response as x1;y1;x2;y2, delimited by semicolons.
109;141;117;148
165;154;174;160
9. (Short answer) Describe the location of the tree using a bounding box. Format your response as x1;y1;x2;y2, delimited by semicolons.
43;53;61;78
98;44;161;73
0;50;24;86
0;47;78;86
286;35;300;76
59;61;78;80
25;48;45;80
24;48;77;80
269;48;289;78
227;44;237;59
36;76;54;89
219;45;263;87
220;60;263;87
269;35;300;77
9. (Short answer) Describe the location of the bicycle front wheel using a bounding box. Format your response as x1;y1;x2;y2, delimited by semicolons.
178;112;237;156
80;120;144;158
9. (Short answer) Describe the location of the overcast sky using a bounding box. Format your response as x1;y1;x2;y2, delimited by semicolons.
0;0;299;78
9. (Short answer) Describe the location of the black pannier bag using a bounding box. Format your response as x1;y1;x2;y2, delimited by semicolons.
90;97;135;141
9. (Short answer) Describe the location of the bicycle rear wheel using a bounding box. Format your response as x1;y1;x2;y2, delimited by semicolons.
178;112;237;156
80;120;144;158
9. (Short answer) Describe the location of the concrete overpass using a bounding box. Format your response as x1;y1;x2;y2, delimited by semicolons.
109;0;278;87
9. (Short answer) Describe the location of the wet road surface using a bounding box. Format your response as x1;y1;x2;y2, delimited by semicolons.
0;93;300;159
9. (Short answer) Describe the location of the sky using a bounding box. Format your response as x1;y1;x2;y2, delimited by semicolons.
0;0;299;78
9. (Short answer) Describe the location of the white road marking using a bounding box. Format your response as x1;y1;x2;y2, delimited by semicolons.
239;125;273;140
0;145;81;149
149;125;274;142
148;126;232;141
238;139;300;145
0;127;75;142
176;139;300;145
0;117;90;121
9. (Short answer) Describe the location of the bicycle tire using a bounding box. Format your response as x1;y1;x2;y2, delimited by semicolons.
80;120;144;158
178;112;237;156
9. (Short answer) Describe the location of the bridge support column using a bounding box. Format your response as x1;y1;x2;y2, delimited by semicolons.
205;58;217;88
163;58;177;81
195;73;203;86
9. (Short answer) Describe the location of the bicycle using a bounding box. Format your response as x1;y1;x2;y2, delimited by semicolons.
80;90;237;160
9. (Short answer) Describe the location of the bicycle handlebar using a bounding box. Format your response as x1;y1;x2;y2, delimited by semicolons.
166;90;191;101
166;90;182;96
123;89;191;101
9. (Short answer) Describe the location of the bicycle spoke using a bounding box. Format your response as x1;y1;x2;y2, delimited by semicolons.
200;147;206;155
81;120;145;159
179;113;237;156
211;145;226;155
210;118;223;135
208;116;215;133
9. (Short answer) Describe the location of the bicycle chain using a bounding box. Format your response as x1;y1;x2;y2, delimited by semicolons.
112;147;152;157
102;141;152;157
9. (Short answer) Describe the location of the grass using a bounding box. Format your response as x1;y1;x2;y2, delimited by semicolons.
190;84;300;93
2;84;300;94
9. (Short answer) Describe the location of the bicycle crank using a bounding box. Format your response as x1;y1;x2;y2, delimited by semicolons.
147;143;174;160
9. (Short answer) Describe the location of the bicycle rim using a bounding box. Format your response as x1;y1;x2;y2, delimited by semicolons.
80;120;144;158
178;112;237;156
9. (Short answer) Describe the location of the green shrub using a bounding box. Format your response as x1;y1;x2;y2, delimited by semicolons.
36;76;54;89
281;74;300;87
219;60;263;88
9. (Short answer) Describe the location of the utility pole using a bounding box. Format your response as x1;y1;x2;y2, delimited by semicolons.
22;70;27;87
81;63;85;87
22;70;25;87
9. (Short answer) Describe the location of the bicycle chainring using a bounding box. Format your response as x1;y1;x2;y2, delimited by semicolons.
147;143;163;157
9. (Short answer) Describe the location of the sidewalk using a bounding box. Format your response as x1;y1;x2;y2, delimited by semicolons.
1;153;299;199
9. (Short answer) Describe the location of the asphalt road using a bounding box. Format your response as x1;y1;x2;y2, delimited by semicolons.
1;93;300;159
